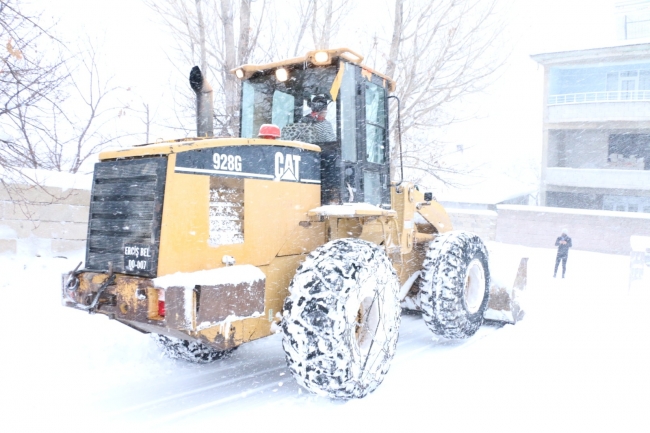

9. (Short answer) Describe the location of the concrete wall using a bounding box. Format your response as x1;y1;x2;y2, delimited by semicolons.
496;205;650;254
447;205;650;255
545;167;650;190
446;209;498;242
0;183;90;256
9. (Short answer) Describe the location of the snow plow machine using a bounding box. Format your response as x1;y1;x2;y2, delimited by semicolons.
62;48;527;399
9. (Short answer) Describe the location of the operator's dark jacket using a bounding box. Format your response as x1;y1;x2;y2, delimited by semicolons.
555;234;572;257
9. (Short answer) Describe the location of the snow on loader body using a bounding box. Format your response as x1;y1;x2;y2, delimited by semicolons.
62;48;527;399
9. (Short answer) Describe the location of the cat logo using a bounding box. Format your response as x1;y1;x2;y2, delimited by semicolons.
274;152;301;181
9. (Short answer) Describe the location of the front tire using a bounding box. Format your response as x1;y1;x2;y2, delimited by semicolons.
282;238;401;399
153;334;235;363
419;231;490;339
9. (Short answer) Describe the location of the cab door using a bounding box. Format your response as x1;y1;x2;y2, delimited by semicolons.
359;78;390;206
339;63;391;206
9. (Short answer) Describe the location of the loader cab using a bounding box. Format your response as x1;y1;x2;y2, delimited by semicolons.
237;50;393;207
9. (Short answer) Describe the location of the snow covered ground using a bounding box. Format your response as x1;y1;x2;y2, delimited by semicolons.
1;243;649;432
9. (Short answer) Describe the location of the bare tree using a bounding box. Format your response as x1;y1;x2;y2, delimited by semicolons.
1;0;67;171
310;0;354;51
364;0;508;186
311;0;333;49
1;1;130;176
292;1;314;56
3;40;127;174
125;102;153;144
145;0;269;136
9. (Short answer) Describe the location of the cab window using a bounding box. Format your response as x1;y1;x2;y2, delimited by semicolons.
365;81;387;164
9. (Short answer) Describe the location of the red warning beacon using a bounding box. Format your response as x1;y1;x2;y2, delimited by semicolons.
258;124;281;139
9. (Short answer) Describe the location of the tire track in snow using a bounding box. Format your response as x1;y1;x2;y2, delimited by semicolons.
143;382;279;426
108;314;496;421
393;318;503;365
108;364;286;416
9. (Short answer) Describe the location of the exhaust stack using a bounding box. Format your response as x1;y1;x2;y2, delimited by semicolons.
189;66;214;137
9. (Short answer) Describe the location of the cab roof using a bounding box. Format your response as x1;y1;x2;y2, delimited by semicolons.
230;47;396;92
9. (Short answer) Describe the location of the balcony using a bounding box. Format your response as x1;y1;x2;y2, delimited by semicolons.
545;167;650;190
548;90;650;105
547;91;650;123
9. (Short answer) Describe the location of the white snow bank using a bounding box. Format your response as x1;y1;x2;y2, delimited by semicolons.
630;236;650;251
308;203;391;216
0;167;93;191
0;225;18;240
153;264;265;289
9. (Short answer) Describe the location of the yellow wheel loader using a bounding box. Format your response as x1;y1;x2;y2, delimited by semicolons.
62;48;526;399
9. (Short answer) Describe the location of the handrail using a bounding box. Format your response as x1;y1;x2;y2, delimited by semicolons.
549;90;650;105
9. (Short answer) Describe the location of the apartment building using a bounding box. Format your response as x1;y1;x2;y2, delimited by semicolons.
531;41;650;213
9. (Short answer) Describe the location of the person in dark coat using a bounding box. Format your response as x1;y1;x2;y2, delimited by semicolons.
554;228;572;278
299;95;335;142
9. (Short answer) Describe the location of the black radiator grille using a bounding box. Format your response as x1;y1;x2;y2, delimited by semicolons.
85;157;167;277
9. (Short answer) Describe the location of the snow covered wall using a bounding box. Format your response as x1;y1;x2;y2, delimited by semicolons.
446;208;498;241
449;204;650;255
0;171;91;257
496;205;650;254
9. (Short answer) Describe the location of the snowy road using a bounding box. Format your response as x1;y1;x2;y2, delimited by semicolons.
1;243;649;432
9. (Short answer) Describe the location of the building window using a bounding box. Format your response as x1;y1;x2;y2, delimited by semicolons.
608;134;650;170
548;66;650;104
606;70;650;92
546;192;603;210
603;194;650;213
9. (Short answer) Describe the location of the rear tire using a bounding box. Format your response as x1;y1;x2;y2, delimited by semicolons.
153;334;235;364
282;238;401;399
419;231;490;339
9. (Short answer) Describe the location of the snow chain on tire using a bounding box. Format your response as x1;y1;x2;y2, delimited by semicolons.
153;334;235;363
419;231;490;339
282;238;401;399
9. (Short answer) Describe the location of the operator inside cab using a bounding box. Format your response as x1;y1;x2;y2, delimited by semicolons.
238;66;340;146
297;95;335;143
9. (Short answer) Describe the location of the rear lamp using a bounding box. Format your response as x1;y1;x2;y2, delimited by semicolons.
275;67;289;82
157;289;165;317
314;51;329;64
235;69;244;79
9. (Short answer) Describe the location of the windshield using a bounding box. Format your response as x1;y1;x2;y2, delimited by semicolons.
240;66;339;144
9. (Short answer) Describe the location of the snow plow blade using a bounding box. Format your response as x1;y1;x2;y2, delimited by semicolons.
484;257;528;324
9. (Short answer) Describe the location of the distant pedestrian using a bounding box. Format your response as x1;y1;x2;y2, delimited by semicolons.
554;228;572;278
